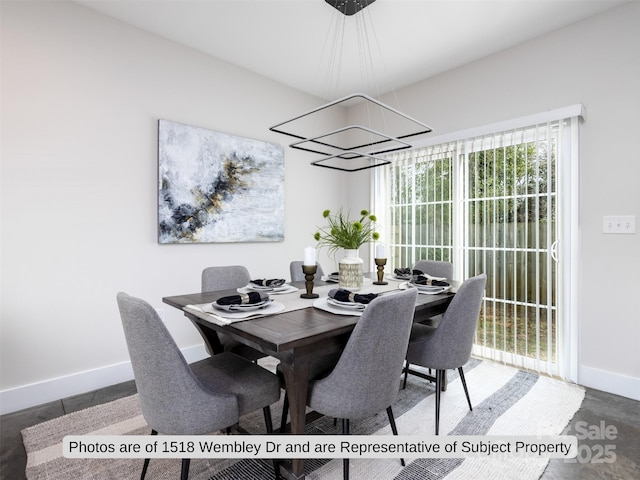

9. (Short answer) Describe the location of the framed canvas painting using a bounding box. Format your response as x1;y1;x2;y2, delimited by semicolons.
158;120;285;244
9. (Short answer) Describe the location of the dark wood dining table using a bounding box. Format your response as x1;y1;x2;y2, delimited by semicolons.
163;275;455;480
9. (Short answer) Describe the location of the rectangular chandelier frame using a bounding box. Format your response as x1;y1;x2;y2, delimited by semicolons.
270;93;432;171
271;93;432;142
310;150;391;172
289;125;412;157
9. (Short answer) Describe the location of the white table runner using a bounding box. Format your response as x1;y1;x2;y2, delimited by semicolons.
185;278;403;326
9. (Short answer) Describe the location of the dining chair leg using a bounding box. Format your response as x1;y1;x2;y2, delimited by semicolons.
140;457;151;480
180;458;190;480
434;370;443;435
402;361;410;389
458;367;473;411
342;418;350;434
263;406;282;480
140;429;158;480
342;419;350;480
263;406;274;433
279;393;289;433
386;406;405;467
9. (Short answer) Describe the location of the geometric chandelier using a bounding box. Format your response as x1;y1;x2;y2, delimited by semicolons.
270;0;432;172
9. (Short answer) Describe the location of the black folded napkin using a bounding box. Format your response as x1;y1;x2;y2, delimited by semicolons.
328;289;378;304
251;278;286;287
394;267;424;277
216;291;268;306
411;275;450;287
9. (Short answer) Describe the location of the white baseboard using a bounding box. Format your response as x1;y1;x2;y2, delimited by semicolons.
579;365;640;401
0;344;208;415
4;350;636;415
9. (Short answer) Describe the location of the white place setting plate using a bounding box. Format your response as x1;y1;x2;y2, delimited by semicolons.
391;273;448;282
387;274;411;281
399;281;452;295
322;274;340;283
415;284;451;294
212;298;273;312
313;297;364;316
321;275;374;286
238;284;298;295
186;301;287;326
326;298;366;310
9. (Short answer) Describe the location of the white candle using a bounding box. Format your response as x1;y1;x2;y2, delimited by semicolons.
375;243;386;259
303;246;316;266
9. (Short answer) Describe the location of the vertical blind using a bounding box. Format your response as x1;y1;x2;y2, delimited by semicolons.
374;106;582;380
464;123;558;376
386;144;455;269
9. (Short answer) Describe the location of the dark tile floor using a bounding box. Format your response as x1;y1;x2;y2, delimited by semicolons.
0;380;137;480
542;387;640;479
1;381;638;480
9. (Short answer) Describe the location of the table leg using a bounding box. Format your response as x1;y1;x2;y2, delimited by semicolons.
185;314;224;354
278;358;310;480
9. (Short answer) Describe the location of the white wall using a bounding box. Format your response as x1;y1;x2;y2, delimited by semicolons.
2;1;639;414
352;2;640;400
0;1;347;413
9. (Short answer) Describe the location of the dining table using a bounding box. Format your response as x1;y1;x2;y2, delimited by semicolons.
163;273;456;480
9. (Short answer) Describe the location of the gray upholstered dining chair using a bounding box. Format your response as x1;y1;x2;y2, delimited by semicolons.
402;273;487;435
280;288;418;480
200;265;265;362
201;265;251;292
117;292;281;480
289;260;325;282
412;259;453;279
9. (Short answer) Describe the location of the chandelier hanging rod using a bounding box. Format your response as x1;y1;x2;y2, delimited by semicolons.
325;0;377;17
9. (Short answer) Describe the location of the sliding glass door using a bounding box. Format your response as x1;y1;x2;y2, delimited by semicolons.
375;108;581;380
464;124;558;375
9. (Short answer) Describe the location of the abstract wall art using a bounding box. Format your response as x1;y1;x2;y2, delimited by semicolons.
158;119;285;244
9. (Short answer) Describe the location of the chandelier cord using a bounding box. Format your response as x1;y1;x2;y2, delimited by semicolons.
357;5;387;151
312;9;346;137
269;1;432;172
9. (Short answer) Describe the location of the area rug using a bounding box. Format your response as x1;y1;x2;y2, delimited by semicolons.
21;359;585;480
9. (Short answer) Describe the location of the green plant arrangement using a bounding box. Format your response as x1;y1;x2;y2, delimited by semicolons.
313;208;379;255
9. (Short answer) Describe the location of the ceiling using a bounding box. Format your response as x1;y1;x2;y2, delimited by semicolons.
76;0;628;100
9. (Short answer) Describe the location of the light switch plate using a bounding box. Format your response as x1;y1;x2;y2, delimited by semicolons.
603;215;636;234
